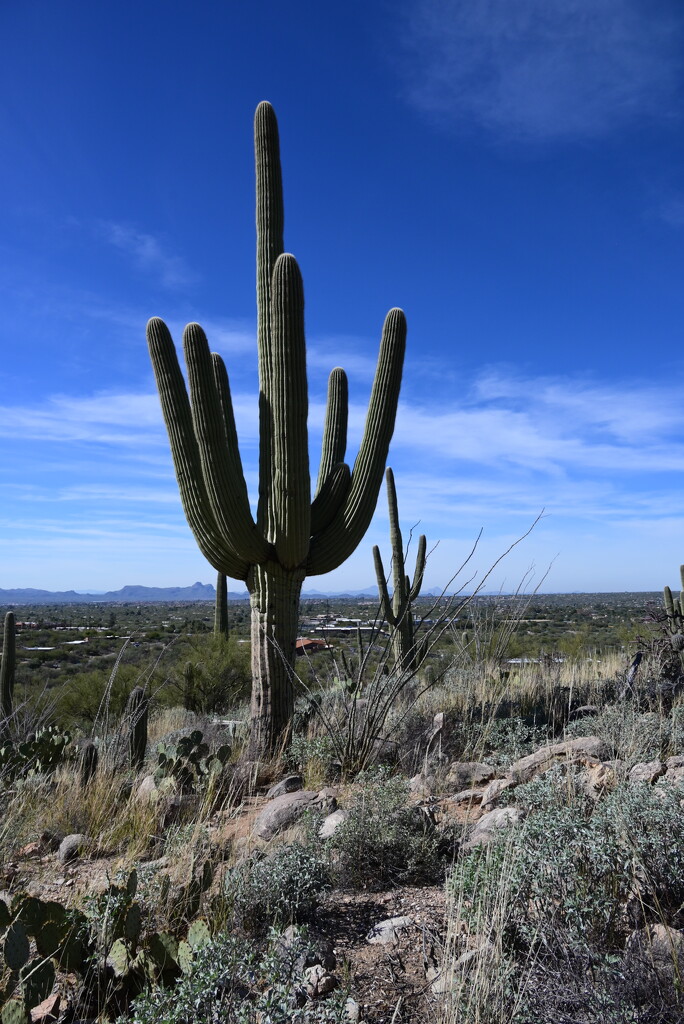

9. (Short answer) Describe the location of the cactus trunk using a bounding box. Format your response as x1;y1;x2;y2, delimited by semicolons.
215;572;229;638
248;563;304;757
1;611;15;725
148;103;405;756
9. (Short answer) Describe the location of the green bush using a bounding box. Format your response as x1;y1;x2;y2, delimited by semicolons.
222;843;330;933
125;929;348;1024
326;767;446;886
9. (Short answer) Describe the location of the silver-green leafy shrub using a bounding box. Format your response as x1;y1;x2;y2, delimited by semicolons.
124;929;348;1024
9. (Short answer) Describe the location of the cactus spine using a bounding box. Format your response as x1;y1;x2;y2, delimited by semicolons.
215;572;229;638
373;468;427;672
1;611;16;725
147;103;405;755
126;686;148;771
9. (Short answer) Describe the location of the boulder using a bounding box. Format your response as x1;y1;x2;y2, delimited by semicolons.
508;736;610;784
265;774;303;799
253;790;319;840
366;915;414;944
319;809;348;839
58;834;88;864
462;806;523;851
304;964;339;998
628;760;666;785
480;776;515;810
445;761;496;791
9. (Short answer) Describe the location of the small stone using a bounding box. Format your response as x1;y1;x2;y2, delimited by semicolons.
265;774;303;799
304;964;338;998
366;915;414;944
58;834;88;864
319;809;348;839
30;993;60;1024
345;997;361;1022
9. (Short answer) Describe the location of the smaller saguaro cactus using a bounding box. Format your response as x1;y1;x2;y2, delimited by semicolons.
215;571;229;638
373;468;427;672
1;611;16;725
79;740;98;788
664;566;684;663
126;686;149;771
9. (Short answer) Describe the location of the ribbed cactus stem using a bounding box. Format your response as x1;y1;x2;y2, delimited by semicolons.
147;103;405;756
79;740;98;788
373;468;427;672
127;686;148;771
1;611;15;725
215;572;229;638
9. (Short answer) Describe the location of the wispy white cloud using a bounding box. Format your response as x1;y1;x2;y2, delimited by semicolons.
400;0;684;141
100;222;198;289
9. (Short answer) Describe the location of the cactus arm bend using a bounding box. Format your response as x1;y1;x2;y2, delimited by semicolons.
311;462;350;535
183;322;269;565
147;317;249;581
373;546;397;626
307;307;406;576
255;101;285;537
270;253;311;568
315;368;348;497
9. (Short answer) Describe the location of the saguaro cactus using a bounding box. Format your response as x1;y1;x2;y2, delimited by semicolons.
127;686;148;771
664;566;684;664
1;611;16;724
373;468;427;672
147;103;406;755
215;572;229;638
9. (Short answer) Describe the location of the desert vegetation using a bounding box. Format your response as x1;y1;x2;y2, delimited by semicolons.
3;101;684;1024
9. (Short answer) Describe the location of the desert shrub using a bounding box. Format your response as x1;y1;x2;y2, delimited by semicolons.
158;635;250;714
565;703;684;764
125;929;348;1024
222;843;330;933
326;767;446;886
450;775;684;955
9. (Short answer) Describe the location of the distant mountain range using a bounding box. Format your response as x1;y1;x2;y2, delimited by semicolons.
0;582;495;605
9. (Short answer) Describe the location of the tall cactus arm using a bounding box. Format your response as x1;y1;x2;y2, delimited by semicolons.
212;353;241;453
1;611;15;721
385;468;405;597
315;368;348;497
270;253;311;568
308;307;406;575
184;323;269;565
373;546;398;626
665;586;676;620
409;534;427;602
311;462;350;534
255;101;285;536
147;317;250;580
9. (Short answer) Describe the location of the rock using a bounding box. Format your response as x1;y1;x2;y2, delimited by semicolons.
664;764;684;786
319;809;349;839
253;790;319;840
30;994;60;1024
462;807;523;851
568;704;599;720
409;773;436;800
430;946;492;994
450;788;485;804
581;761;619;800
626;924;684;985
445;761;496;791
315;789;338;815
629;760;666;785
480;776;515;810
304;963;339;998
508;737;610;784
345;997;361;1022
666;755;684;770
137;775;159;802
366;915;414;944
265;774;303;799
58;834;88;864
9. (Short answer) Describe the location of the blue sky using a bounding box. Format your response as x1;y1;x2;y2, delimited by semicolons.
3;0;684;595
